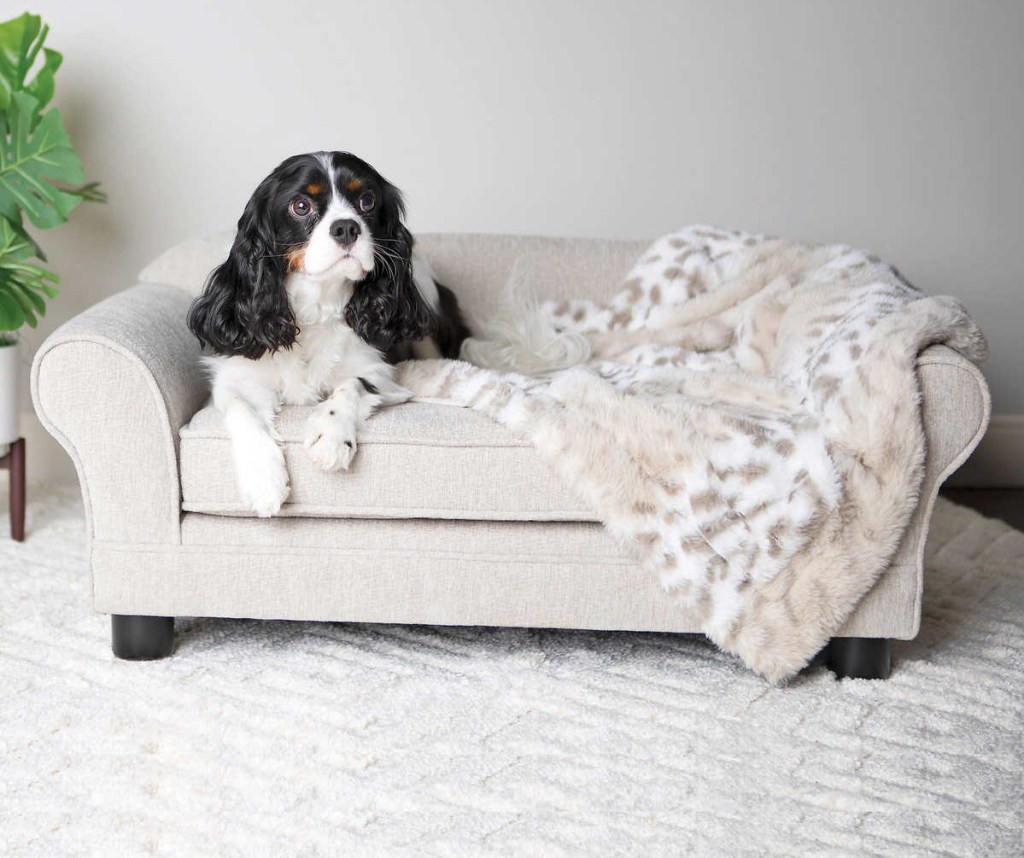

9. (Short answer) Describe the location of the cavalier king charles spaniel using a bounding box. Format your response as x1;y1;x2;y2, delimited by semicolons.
187;151;469;517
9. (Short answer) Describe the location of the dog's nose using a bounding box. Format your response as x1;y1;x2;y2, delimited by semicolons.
330;219;361;247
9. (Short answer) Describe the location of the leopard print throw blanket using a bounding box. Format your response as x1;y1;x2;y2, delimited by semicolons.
397;226;987;681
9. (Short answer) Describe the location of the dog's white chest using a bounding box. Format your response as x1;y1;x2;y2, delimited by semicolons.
274;319;379;405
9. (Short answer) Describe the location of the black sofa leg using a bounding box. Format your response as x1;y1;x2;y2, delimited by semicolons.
827;637;891;680
111;615;175;660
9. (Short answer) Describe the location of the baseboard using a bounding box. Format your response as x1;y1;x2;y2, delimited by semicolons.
944;414;1024;488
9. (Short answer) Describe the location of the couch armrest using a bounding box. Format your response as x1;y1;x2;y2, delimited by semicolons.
31;284;208;544
840;343;991;639
917;344;992;483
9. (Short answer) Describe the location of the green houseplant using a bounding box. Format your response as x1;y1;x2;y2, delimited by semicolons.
0;12;103;442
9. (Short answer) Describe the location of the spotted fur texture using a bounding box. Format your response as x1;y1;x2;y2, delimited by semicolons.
399;226;988;682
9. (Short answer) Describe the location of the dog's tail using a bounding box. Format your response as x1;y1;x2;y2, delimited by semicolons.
459;299;592;375
458;265;592;374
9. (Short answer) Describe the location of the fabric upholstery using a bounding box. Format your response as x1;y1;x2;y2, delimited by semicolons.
31;284;207;543
138;232;647;325
33;233;991;647
88;515;921;639
180;401;594;520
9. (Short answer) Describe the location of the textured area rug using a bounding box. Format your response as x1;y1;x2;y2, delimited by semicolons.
1;488;1022;856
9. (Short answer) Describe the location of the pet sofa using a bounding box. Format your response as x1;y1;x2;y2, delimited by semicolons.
31;233;991;679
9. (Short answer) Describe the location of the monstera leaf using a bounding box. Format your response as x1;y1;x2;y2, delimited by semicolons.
0;12;101;333
0;13;62;119
0;13;95;232
0;91;85;229
0;216;58;330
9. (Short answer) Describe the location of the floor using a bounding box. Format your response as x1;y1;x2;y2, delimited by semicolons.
3;487;1021;855
941;488;1024;531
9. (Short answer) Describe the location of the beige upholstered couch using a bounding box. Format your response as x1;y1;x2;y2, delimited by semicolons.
31;234;991;678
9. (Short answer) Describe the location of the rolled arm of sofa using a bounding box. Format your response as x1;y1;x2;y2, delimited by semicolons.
31;284;208;545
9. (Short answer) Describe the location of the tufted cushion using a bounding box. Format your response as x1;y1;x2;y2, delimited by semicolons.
179;400;600;521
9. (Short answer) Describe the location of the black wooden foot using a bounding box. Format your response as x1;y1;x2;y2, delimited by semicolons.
112;615;175;660
827;637;891;680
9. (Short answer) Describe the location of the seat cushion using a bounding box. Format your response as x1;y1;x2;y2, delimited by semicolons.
179;401;598;521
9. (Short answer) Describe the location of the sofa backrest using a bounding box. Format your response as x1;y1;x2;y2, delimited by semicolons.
137;232;648;323
415;234;646;322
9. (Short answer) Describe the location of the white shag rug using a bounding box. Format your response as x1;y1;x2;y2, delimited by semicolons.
1;487;1021;856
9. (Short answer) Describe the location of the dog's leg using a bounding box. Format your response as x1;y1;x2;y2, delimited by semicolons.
304;376;410;472
213;375;289;517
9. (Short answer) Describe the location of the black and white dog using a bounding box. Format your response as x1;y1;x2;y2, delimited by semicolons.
187;151;469;517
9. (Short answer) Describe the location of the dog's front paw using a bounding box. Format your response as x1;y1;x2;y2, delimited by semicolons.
304;403;358;472
236;440;290;517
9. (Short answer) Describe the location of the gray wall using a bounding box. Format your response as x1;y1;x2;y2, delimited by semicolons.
16;0;1023;483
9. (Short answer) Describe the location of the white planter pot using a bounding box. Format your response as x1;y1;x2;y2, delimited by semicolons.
0;340;20;445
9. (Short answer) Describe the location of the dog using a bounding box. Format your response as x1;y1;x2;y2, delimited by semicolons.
187;151;469;517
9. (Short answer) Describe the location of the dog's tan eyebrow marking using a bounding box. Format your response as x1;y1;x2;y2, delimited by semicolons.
304;183;323;194
346;178;363;191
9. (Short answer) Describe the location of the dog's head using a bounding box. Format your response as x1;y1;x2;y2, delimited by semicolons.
187;151;434;358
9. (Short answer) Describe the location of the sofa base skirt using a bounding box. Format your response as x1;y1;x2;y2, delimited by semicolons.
88;515;921;640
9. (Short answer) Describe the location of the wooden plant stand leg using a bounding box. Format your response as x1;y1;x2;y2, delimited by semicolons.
0;437;25;542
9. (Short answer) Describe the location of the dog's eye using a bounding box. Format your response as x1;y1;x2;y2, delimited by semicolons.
358;192;375;213
289;198;313;218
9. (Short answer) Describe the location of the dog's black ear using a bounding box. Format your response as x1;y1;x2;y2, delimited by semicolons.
187;184;297;359
344;182;435;352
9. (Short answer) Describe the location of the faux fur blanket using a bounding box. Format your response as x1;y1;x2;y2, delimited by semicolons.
397;226;987;681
